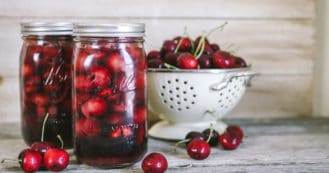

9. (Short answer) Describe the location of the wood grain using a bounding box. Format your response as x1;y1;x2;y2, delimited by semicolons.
1;118;329;172
0;0;314;19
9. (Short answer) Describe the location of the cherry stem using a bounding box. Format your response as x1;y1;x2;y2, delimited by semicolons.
193;32;206;57
196;36;205;59
1;158;20;163
174;138;191;151
56;135;64;149
206;124;214;143
174;38;183;54
164;63;179;69
183;27;195;52
170;163;193;169
206;21;228;37
41;113;49;142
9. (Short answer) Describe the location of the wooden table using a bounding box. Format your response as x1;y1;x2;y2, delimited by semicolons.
1;118;329;172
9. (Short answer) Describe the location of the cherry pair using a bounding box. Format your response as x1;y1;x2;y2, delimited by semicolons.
13;142;69;173
180;125;244;160
2;114;69;173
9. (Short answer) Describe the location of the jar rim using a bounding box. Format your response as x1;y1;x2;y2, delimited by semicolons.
73;23;145;37
21;22;73;36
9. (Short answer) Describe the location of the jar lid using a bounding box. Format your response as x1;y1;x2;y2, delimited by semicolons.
21;22;73;36
73;23;145;37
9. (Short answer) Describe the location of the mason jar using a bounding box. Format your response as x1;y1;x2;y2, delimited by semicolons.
72;23;147;167
19;22;74;148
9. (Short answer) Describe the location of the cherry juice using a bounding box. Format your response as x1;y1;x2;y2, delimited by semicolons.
72;23;147;168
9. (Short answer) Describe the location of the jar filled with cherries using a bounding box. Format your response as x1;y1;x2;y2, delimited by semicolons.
72;23;147;168
19;22;74;148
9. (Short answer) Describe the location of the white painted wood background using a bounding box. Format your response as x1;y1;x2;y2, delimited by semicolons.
0;0;322;123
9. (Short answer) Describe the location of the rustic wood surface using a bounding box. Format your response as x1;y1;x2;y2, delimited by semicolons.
0;118;328;172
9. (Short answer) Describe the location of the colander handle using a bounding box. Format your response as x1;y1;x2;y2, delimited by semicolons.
210;71;258;91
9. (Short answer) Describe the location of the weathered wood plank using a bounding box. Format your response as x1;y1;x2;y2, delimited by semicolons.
0;0;314;19
1;118;329;172
0;18;314;76
229;74;313;118
313;0;329;117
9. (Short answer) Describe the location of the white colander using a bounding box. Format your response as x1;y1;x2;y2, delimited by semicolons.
147;67;257;140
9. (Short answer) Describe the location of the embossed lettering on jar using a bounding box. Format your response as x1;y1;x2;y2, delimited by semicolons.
72;23;147;168
19;22;74;148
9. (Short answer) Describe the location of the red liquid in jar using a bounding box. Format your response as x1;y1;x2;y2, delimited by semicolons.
73;37;147;167
20;35;73;148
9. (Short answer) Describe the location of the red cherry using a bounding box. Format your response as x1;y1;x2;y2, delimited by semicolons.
212;51;236;68
187;139;211;160
202;128;220;146
133;107;146;124
226;125;244;140
126;45;145;62
160;40;176;57
176;53;198;69
90;66;111;88
25;45;43;63
122;126;133;137
98;88;121;102
234;57;247;68
31;94;48;106
75;93;91;105
75;51;92;71
194;36;210;48
75;75;93;91
164;52;179;66
31;141;55;155
90;51;106;60
202;44;214;56
106;53;125;73
142;152;168;173
198;55;212;69
219;133;241;150
174;37;194;52
147;58;165;68
81;97;107;117
109;127;122;139
184;131;207;146
22;64;34;77
42;44;60;57
110;99;125;113
47;105;58;118
75;118;101;137
36;105;47;118
210;43;220;52
147;50;161;60
18;149;42;173
24;76;41;94
43;148;69;172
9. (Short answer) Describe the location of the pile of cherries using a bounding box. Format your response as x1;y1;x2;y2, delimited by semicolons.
1;114;69;173
141;124;244;173
147;26;247;70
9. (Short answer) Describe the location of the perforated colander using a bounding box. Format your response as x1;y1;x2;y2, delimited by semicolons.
147;67;256;140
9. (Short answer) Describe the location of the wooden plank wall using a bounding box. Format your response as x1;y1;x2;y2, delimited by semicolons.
0;0;315;122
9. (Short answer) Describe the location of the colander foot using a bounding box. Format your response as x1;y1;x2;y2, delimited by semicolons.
148;120;227;141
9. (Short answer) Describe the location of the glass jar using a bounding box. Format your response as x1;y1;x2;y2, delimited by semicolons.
19;22;73;148
72;23;147;168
